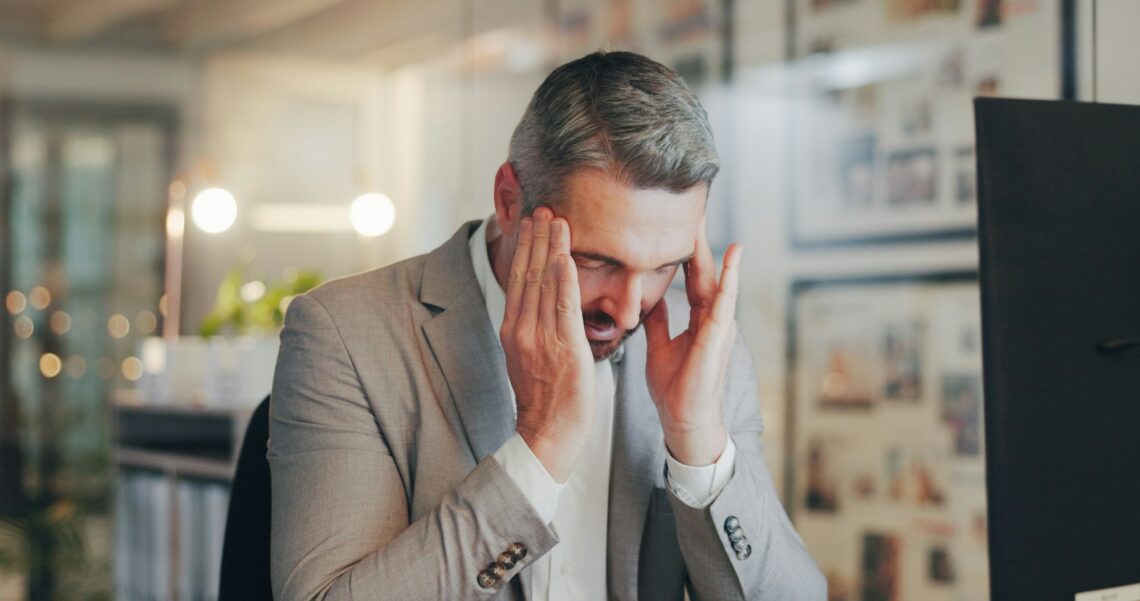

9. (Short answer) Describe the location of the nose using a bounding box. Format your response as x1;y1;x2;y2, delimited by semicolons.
602;274;643;331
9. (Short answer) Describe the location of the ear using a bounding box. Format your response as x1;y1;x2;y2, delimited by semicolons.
493;162;524;237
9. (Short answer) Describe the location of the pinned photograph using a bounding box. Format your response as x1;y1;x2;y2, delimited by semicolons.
850;453;880;503
861;532;901;601
941;374;982;456
976;0;1002;28
975;75;1000;97
928;543;957;583
804;437;842;512
798;298;879;410
887;0;961;22
900;93;934;137
882;321;924;401
936;48;966;88
886;446;947;506
838;134;876;209
887;148;937;207
819;340;877;409
658;0;712;45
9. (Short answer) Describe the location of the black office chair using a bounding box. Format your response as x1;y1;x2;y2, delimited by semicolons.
219;395;273;601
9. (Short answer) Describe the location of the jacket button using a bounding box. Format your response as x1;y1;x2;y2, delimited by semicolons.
477;570;497;588
507;542;528;562
732;537;750;553
487;562;506;580
728;528;745;543
735;544;753;560
724;516;740;533
497;551;517;570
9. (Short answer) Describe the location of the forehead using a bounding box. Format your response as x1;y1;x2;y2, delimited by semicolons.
553;168;706;267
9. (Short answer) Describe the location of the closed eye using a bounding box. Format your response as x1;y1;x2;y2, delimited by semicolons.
571;251;691;274
575;259;612;272
572;253;619;272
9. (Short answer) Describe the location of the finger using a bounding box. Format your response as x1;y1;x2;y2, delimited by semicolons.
503;217;533;329
539;218;567;331
644;298;672;351
684;215;718;310
697;243;743;348
555;254;586;343
712;243;743;324
518;208;552;331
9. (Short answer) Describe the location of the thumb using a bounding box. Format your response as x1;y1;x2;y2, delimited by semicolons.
644;298;672;351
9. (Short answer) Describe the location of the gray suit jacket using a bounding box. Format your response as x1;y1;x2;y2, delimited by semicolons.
269;221;825;600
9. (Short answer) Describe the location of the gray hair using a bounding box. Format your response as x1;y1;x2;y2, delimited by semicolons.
507;51;720;213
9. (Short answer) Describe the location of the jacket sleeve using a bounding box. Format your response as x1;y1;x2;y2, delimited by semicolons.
267;293;559;600
668;329;827;600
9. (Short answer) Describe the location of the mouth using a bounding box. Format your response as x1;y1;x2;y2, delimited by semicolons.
585;321;623;342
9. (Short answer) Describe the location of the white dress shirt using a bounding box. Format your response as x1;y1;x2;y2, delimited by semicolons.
470;217;735;600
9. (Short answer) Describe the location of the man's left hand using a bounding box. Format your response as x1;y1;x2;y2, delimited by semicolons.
644;220;742;466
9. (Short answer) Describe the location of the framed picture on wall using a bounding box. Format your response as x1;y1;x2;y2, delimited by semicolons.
786;272;990;600
786;0;1062;247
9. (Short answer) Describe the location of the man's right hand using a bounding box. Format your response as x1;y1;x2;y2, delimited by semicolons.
500;207;596;483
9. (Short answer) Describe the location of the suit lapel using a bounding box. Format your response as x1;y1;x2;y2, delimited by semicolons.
419;220;515;462
607;330;668;601
421;283;515;461
419;222;536;600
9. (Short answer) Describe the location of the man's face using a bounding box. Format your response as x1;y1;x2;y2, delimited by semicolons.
551;168;707;360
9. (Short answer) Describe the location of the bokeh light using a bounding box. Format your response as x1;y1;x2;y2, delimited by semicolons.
28;286;51;310
350;193;396;237
5;290;26;314
136;311;157;335
14;316;34;339
50;311;71;335
39;353;62;378
191;187;237;233
108;314;130;339
121;356;144;381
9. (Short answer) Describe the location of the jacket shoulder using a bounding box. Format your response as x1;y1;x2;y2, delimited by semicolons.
295;253;433;344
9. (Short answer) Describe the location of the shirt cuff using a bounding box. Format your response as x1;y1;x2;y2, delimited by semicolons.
665;436;737;508
492;432;565;524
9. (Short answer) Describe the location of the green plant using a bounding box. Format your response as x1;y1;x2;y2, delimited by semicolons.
0;499;111;601
199;266;321;337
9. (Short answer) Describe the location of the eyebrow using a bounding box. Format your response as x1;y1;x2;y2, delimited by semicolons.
571;250;694;271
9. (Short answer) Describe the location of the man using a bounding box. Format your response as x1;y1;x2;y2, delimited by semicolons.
269;51;824;600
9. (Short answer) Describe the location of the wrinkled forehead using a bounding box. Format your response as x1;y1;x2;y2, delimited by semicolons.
553;169;706;269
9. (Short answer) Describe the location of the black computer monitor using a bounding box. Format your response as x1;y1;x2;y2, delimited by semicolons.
976;97;1140;600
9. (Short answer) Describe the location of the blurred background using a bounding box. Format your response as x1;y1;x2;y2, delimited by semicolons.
0;1;1137;600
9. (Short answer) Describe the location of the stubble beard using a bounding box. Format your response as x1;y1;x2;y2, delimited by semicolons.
583;309;644;362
